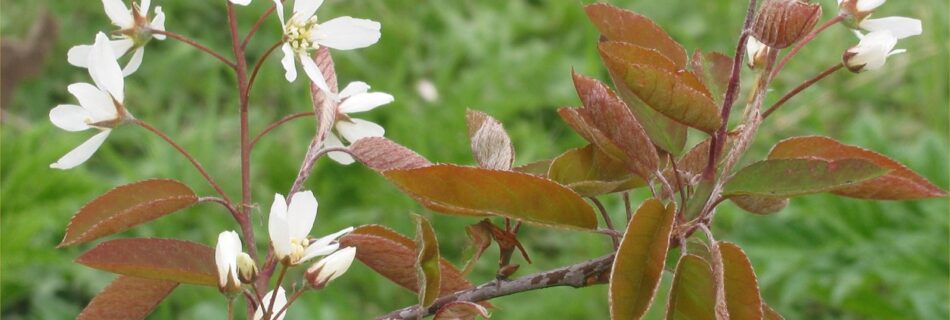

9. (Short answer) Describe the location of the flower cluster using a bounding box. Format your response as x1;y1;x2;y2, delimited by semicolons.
838;0;922;72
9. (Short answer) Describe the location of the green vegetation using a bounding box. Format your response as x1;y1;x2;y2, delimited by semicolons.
2;0;947;319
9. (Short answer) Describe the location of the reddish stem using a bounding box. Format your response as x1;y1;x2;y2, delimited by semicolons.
250;111;315;149
241;0;284;49
150;30;236;69
763;64;844;119
271;288;307;320
770;15;845;81
245;41;284;101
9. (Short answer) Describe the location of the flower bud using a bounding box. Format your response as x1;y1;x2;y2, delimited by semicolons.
842;30;903;73
752;0;822;49
305;247;356;289
236;252;259;284
746;36;769;69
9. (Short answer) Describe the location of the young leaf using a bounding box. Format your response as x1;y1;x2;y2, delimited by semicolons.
722;158;889;197
599;42;687;155
415;214;442;309
310;47;338;143
349;137;432;171
433;301;492;320
666;255;716;320
768;136;946;200
460;222;494;275
75;238;216;286
466;109;515;170
512;159;552;177
548;144;646;197
690;50;733;105
763;304;785;320
59;179;198;247
729;195;789;215
719;242;763;320
340;225;472;296
609;198;676;320
78;276;177;320
584;3;687;67
569;72;659;180
383;164;598;230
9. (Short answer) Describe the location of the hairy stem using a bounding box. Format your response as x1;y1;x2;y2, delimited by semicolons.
588;197;619;248
763;63;844;119
272;288;307;320
378;254;616;319
265;265;289;320
149;30;236;69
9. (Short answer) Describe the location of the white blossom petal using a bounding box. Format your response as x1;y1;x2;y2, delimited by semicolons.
287;191;318;241
67;83;117;122
298;242;338;264
856;0;886;12
280;44;297;82
338;92;394;114
230;0;252;6
102;0;134;29
323;133;354;165
310;226;354;249
292;0;323;21
298;52;332;95
50;130;111;170
846;31;899;71
338;81;370;99
861;16;922;39
151;7;166;37
308;247;356;285
67;39;134;68
336;118;385;143
122;47;145;76
273;0;286;26
313;17;381;50
215;231;241;288
88;33;125;102
140;0;151;13
268;193;292;259
254;287;288;320
50;105;92;132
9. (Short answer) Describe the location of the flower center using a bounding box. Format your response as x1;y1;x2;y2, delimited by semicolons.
288;238;309;264
285;16;320;53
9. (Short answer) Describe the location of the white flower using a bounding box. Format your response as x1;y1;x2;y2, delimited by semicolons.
253;287;288;320
858;16;922;40
306;246;356;288
50;32;129;170
274;0;381;96
268;191;354;265
745;36;768;68
322;81;393;164
215;231;242;292
230;0;252;5
838;0;886;13
67;0;166;76
844;30;905;72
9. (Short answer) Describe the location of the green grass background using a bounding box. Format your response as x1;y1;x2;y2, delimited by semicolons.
2;0;947;319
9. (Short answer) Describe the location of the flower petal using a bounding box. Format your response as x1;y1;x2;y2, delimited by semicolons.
308;246;356;284
122;47;145;76
298;52;332;96
141;0;151;13
287;191;318;240
50;104;92;132
102;0;133;28
268;193;292;259
151;7;167;37
293;0;323;21
313;17;381;50
323;133;355;165
273;0;286;26
298;242;338;264
856;0;886;12
67;83;117;122
280;44;297;82
67;39;134;68
311;226;354;249
254;287;288;320
861;16;922;39
215;231;241;287
50;130;111;170
338;92;394;114
88;33;125;102
336;118;385;143
229;0;252;6
338;81;370;99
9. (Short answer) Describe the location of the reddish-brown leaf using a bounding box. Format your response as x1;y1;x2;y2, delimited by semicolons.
460;222;494;275
434;301;492;320
78;276;177;320
730;195;789;215
466;109;515;170
609;199;676;320
415;215;442;308
548;144;645;197
340;225;472;296
723;158;889;197
59;179;197;247
763;304;785;320
690;50;733;105
768;136;946;199
719;242;763;320
383;164;598;230
76;238;216;286
310;47;338;143
568;72;659;180
666;254;716;320
584;3;688;67
349;137;432;171
512;159;552;177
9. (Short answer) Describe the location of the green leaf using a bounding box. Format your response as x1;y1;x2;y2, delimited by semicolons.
466;109;515;170
383;165;598;230
340;225;473;296
690;50;733;105
566;72;659;180
415;214;442;309
349;137;432;171
768;135;946;200
609;198;676;319
78;276;178;320
434;301;492;320
723;158;889;197
75;238;216;286
59;179;198;247
600;41;687;155
729;195;789;215
548;144;646;197
666;255;716;320
719;242;763;320
584;3;688;67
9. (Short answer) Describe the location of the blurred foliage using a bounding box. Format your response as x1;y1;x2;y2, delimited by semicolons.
1;0;947;319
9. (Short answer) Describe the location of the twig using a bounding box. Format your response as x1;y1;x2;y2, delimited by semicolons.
377;254;616;319
271;288;307;320
150;30;236;69
622;192;633;222
245;40;284;101
287;146;353;196
241;0;285;49
250;111;315;149
763;64;844;119
589;197;619;248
